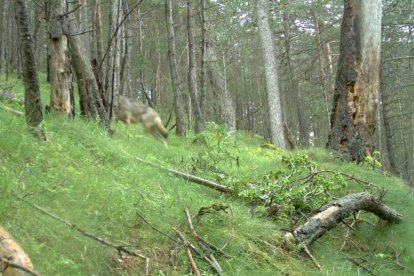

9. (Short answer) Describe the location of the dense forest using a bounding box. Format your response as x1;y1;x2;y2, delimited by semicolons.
0;0;413;275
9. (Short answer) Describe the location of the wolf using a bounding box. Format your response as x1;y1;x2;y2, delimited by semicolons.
117;96;168;145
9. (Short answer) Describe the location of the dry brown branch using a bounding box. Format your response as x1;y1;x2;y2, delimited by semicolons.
172;227;201;276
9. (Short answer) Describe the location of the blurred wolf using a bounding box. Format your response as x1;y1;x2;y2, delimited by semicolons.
117;96;168;145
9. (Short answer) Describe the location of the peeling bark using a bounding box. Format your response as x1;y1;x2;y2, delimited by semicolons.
285;192;403;246
327;1;382;161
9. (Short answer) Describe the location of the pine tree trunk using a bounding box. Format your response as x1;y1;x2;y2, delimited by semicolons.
187;0;204;133
327;1;382;161
14;0;46;140
206;45;236;130
165;0;187;135
256;0;286;148
66;13;110;130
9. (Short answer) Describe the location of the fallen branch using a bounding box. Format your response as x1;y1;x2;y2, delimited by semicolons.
285;192;403;246
173;227;201;276
185;209;223;275
18;197;148;263
131;154;233;193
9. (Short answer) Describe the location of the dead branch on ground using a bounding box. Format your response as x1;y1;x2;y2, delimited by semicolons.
285;192;403;247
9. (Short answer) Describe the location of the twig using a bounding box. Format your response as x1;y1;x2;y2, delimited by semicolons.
18;196;147;261
60;4;82;17
185;209;224;275
135;211;178;242
0;256;40;276
303;245;322;271
98;0;145;70
340;211;360;251
173;227;201;276
184;209;224;255
346;257;376;275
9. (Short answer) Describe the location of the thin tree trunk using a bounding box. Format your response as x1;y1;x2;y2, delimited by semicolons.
165;0;186;135
206;44;236;130
119;0;131;97
256;0;286;148
282;11;308;147
200;0;207;118
187;0;204;133
14;0;46;140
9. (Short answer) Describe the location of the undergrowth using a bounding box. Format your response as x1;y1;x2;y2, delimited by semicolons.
1;74;414;275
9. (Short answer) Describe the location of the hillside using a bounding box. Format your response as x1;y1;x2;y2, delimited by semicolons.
1;78;414;275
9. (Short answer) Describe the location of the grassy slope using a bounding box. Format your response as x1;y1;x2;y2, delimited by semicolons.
1;74;413;275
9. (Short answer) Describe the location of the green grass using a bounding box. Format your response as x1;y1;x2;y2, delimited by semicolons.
1;74;413;275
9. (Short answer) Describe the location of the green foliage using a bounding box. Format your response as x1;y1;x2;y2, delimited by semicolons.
363;150;383;170
238;153;346;221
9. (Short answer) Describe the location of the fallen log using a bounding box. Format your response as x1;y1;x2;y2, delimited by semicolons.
0;226;39;276
285;192;403;246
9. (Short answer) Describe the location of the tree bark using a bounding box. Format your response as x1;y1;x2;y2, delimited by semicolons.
327;1;382;161
119;0;131;97
66;13;110;130
282;11;308;147
14;0;46;140
187;0;204;133
256;0;286;148
206;44;236;130
285;192;403;246
46;0;73;117
165;0;187;135
200;0;207;118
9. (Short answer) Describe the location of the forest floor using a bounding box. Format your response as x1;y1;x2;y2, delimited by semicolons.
1;74;414;275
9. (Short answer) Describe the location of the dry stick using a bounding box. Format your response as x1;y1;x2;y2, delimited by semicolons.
0;256;40;276
184;209;224;275
173;227;201;276
303;245;322;271
18;197;148;263
132;155;233;193
340;211;360;251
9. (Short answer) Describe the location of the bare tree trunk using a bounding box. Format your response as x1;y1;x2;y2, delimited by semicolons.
165;0;186;135
14;0;46;140
206;44;236;130
187;0;204;133
282;11;308;147
0;0;8;73
105;0;122;119
380;64;400;176
199;0;207;118
46;0;73;117
327;1;382;161
256;0;286;148
119;0;131;97
311;10;331;132
66;13;110;130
